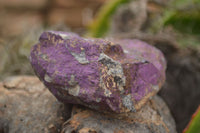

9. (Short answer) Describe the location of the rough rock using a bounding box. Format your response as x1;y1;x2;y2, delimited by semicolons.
30;31;166;113
0;76;71;133
62;95;177;133
158;47;200;133
110;0;147;33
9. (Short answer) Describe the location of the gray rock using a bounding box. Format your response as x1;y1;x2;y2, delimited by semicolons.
0;76;71;133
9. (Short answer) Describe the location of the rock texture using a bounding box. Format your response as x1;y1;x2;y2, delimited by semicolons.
30;31;166;113
0;76;71;133
158;47;200;133
62;95;177;133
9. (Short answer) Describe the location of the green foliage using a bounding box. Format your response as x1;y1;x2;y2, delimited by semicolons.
184;106;200;133
150;0;200;47
163;11;200;35
161;0;200;35
176;34;200;47
171;0;200;8
87;0;130;37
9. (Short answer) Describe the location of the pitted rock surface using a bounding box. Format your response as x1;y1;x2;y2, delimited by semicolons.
30;31;166;113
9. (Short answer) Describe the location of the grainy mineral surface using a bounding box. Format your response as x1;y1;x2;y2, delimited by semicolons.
30;31;166;113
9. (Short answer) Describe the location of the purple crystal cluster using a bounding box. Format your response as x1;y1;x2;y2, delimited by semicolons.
30;31;166;113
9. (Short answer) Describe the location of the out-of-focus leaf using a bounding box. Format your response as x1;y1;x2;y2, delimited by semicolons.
176;34;200;47
87;0;130;37
183;106;200;133
171;0;200;9
153;0;200;33
163;11;200;35
150;0;200;47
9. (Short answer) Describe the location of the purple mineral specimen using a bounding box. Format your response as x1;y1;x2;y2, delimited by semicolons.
30;31;166;113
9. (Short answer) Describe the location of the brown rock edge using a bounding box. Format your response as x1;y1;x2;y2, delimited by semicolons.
62;95;176;133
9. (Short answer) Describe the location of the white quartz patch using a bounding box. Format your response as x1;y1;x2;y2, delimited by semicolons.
44;74;52;83
64;85;80;96
122;94;136;112
71;51;90;64
65;43;89;64
124;49;129;53
49;31;71;40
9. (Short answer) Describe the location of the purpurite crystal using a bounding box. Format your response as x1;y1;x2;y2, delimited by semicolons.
30;31;166;113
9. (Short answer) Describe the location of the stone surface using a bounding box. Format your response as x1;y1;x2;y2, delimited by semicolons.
62;95;177;133
110;0;170;35
0;76;71;133
110;0;147;33
30;31;166;113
